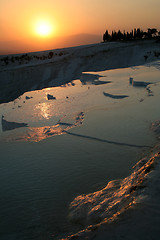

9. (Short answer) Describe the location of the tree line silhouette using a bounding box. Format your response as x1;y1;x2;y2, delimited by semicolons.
103;28;160;42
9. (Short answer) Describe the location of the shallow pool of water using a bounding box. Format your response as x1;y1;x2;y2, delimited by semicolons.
0;62;160;239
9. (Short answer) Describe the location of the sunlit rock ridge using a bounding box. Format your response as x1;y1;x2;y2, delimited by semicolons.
0;40;160;104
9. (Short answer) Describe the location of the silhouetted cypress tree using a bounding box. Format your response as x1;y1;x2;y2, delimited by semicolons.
134;28;137;39
117;30;122;40
137;28;141;39
103;30;110;42
123;31;126;41
131;30;133;39
147;29;152;39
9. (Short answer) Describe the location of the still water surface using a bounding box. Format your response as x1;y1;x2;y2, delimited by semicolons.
0;62;160;239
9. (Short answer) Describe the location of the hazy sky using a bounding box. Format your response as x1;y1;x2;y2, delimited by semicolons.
0;0;159;53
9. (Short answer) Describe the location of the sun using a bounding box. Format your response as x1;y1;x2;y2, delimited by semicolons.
35;21;53;37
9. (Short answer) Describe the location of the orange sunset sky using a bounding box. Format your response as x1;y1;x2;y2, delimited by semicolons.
0;0;159;54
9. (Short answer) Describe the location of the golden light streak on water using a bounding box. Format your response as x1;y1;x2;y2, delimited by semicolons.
35;102;52;120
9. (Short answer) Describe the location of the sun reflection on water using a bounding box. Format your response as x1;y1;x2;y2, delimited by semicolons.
35;102;52;120
1;112;85;142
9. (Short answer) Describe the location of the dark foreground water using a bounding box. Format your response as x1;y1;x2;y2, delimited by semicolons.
0;62;160;239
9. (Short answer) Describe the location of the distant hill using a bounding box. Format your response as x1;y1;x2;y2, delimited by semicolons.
0;33;102;55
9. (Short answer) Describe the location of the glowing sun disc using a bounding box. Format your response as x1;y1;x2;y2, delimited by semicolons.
35;21;52;37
